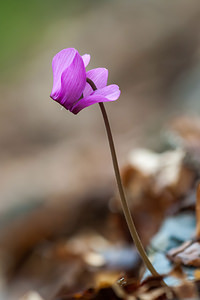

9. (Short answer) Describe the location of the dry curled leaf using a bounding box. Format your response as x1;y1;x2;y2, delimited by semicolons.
119;148;195;245
124;148;194;199
167;183;200;267
167;240;200;267
173;280;199;300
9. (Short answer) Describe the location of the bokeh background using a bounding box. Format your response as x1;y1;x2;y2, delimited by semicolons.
1;0;200;298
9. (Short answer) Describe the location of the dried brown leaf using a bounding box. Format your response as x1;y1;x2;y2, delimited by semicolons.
167;240;200;267
173;281;199;299
120;148;195;246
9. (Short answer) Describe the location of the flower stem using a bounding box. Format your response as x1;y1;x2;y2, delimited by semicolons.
86;78;161;277
98;102;160;277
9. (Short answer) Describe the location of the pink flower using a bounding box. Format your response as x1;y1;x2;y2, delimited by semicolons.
50;48;120;114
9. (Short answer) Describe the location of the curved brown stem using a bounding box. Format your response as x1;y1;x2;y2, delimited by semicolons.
86;77;161;278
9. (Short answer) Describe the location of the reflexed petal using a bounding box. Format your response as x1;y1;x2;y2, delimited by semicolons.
51;51;86;110
82;54;90;67
71;84;120;114
83;68;108;97
51;48;77;98
94;84;120;100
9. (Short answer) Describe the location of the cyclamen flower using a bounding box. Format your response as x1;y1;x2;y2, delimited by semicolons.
50;48;120;114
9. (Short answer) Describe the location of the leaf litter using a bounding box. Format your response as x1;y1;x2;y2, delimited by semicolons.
9;116;200;299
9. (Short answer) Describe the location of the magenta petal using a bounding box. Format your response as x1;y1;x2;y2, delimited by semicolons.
83;68;108;97
82;54;90;67
51;48;77;98
71;84;120;114
51;50;86;110
94;84;120;100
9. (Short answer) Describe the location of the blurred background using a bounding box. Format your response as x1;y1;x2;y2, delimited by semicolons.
1;0;200;298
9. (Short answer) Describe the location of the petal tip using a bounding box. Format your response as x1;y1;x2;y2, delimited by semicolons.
82;53;91;67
